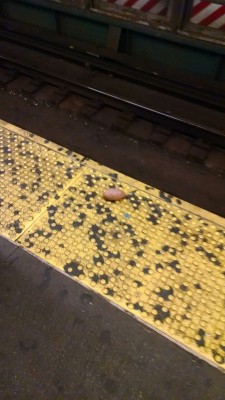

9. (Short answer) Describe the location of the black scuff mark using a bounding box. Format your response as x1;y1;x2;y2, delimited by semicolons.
91;273;109;285
127;191;143;210
19;194;27;200
122;222;136;236
34;165;41;176
156;287;173;301
136;250;144;257
48;205;58;217
100;274;109;283
63;201;71;209
24;229;52;249
64;261;83;277
66;167;73;179
170;227;180;234
42;248;51;256
93;254;104;266
31;182;40;192
102;213;117;225
194;283;202;290
85;192;97;202
106;288;115;296
56;182;63;189
159;191;173;203
72;212;86;228
131;239;139;247
114;269;120;276
153;305;170;322
155;263;164;271
89;224;106;251
38;191;49;202
3;146;10;154
48;218;63;231
47;207;62;231
148;215;158;225
191;234;200;242
133;302;145;312
167;260;181;273
84;174;101;188
96;203;111;215
134;280;143;288
4;159;14;165
196;246;221;266
107;251;120;259
147;204;163;225
7;220;22;234
112;231;120;239
129;260;136;267
162;245;177;255
109;173;118;181
91;273;100;283
170;228;189;243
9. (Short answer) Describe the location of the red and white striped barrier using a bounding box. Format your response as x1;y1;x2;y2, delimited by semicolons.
103;0;225;30
105;0;168;14
191;1;225;30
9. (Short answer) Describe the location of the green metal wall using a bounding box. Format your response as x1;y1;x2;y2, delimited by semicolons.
1;0;225;82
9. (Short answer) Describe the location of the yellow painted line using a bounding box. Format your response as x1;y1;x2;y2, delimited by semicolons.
1;120;225;371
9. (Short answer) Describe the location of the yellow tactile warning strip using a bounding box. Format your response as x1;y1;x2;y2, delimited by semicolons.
1;120;225;371
0;121;84;239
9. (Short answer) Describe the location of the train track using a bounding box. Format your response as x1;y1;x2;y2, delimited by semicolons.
0;30;224;142
0;32;225;182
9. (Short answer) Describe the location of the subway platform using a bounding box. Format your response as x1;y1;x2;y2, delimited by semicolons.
0;119;225;399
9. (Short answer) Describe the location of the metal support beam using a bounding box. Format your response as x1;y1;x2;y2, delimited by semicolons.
106;26;121;51
167;0;188;31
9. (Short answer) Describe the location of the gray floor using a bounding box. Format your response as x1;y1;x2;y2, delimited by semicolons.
0;236;225;400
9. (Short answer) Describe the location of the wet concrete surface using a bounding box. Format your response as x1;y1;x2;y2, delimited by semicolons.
0;236;225;400
0;91;225;217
